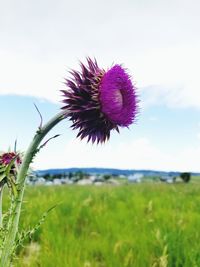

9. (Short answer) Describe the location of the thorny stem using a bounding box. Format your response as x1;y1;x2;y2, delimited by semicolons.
0;185;4;228
0;111;66;267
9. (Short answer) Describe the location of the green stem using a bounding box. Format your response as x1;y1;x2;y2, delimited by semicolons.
0;111;66;267
0;185;4;228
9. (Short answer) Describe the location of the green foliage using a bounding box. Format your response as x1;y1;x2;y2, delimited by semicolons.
14;204;57;254
73;171;89;182
103;174;111;181
2;183;200;267
180;172;191;183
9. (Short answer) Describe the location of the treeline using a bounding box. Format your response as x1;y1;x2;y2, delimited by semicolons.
34;171;113;182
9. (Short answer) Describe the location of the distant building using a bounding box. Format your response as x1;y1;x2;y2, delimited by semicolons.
128;174;143;183
90;175;98;182
60;178;73;184
160;175;175;183
53;179;62;185
119;175;127;179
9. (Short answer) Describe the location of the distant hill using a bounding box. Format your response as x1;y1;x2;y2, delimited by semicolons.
34;167;200;177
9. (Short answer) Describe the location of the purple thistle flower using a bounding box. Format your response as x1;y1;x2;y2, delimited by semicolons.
0;152;22;166
61;58;138;143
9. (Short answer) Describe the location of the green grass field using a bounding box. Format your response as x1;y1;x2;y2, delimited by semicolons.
9;183;200;267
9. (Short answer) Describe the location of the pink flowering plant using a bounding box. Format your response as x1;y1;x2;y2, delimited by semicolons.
0;58;138;266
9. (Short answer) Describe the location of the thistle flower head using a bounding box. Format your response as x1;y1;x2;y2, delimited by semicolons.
0;152;22;166
61;58;138;143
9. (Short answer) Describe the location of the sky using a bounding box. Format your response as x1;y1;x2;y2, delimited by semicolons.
1;0;200;172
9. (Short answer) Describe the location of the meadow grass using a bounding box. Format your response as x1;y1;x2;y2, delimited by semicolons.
6;182;200;267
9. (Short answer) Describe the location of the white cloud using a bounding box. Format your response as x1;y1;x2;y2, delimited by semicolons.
136;44;200;109
178;145;200;172
0;1;200;109
1;43;200;109
0;49;64;103
33;137;163;170
33;137;200;172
